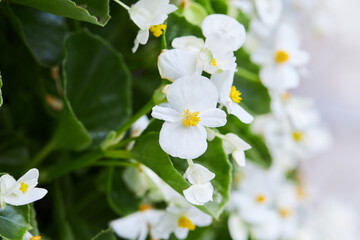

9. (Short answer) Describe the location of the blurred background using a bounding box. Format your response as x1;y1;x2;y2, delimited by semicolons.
296;0;360;214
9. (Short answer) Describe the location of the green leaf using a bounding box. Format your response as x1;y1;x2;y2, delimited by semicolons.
53;30;132;150
91;229;117;240
11;0;110;26
131;132;231;219
0;205;31;240
29;205;39;236
6;5;67;67
106;167;141;216
219;115;272;168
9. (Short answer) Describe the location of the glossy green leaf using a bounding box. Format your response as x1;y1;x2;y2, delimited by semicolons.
91;229;117;240
106;167;141;216
0;205;31;240
29;205;39;235
11;0;110;26
131;132;231;219
53;30;132;150
6;5;67;67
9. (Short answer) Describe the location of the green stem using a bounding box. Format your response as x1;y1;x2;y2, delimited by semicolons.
236;67;259;82
161;21;167;50
112;0;130;11
27;139;55;169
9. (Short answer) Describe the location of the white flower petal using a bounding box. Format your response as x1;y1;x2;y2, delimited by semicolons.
166;76;218;113
224;133;252;151
158;49;202;82
186;206;213;226
210;68;234;103
255;0;283;26
111;212;147;240
226;102;254;124
159;122;207;159
232;150;246;166
5;188;47;206
151;105;181;122
132;29;149;53
199;108;227;128
228;214;249;240
184;163;215;184
171;36;205;53
0;174;18;194
17;168;39;189
174;227;189;239
183;183;213;205
260;65;300;92
202;14;246;52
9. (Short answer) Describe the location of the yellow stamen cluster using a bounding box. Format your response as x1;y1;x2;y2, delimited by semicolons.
20;182;28;193
275;50;290;64
293;131;303;142
181;109;200;127
139;203;152;212
178;216;196;230
279;208;292;218
255;194;267;204
211;58;217;67
150;24;167;38
30;236;42;240
230;86;242;103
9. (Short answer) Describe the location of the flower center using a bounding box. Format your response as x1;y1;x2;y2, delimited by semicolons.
181;109;200;127
293;131;303;142
30;236;42;240
275;50;290;64
178;216;196;230
279;208;292;219
230;86;242;103
139;203;152;212
20;182;28;193
150;24;167;37
211;58;217;67
255;194;267;204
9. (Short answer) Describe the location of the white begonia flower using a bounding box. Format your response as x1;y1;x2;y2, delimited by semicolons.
210;67;254;124
110;206;165;240
255;0;283;27
128;0;177;52
152;197;212;239
151;76;227;159
183;163;215;205
157;49;202;82
229;0;254;15
251;23;309;93
0;169;47;209
222;133;251;166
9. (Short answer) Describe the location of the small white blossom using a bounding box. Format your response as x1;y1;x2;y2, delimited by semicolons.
151;76;227;159
128;0;177;52
0;169;47;209
254;0;283;27
222;133;251;166
183;163;215;205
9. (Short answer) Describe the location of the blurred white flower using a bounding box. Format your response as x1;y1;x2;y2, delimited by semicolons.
157;49;202;82
228;214;249;240
183;163;215;205
151;76;227;159
0;169;47;209
128;0;177;52
110;205;165;240
210;67;254;124
152;197;212;239
222;133;251;166
252;23;309;93
255;0;283;26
